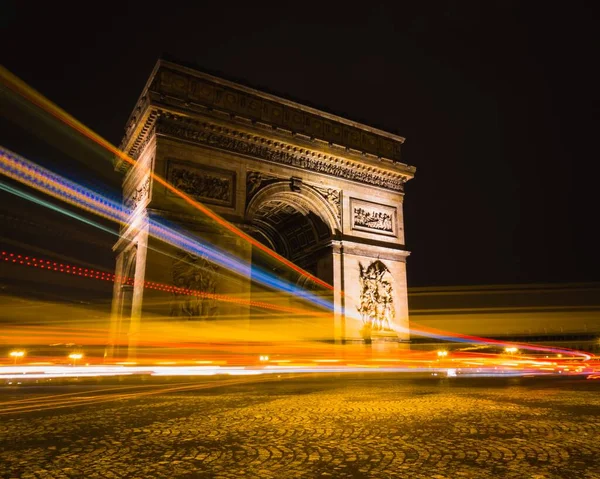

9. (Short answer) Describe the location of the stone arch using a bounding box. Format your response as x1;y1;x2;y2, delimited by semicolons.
245;180;338;287
246;180;340;236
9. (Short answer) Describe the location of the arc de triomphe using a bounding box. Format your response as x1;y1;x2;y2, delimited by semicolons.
107;59;415;358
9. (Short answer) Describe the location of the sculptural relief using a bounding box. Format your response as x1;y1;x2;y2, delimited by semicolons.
167;160;234;207
350;199;397;236
353;208;393;232
245;171;279;203
314;186;341;220
357;260;395;337
170;251;219;320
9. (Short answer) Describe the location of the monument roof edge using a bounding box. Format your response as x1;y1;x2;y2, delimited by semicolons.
118;59;163;149
155;59;406;145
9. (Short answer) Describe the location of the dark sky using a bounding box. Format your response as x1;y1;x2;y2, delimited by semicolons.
1;1;598;288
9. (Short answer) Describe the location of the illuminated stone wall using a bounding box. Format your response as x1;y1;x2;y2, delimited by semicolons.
108;59;415;356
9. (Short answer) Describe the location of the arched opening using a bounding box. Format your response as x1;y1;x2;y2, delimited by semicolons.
245;182;338;335
253;199;332;276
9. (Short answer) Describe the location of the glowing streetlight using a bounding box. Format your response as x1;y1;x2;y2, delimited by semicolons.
69;352;83;366
9;350;25;364
437;350;448;358
504;347;519;354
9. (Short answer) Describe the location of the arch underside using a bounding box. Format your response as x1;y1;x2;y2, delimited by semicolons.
245;181;339;280
252;199;331;269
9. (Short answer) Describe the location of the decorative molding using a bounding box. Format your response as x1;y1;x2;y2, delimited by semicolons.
313;186;341;220
350;198;398;237
156;114;409;192
166;159;235;207
132;124;156;160
124;176;151;211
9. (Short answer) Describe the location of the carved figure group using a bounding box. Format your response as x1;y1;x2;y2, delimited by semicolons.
170;167;231;202
357;260;395;335
354;208;393;232
315;187;341;219
246;171;264;198
170;252;219;320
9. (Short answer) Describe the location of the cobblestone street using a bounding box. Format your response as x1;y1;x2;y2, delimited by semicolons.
1;374;599;478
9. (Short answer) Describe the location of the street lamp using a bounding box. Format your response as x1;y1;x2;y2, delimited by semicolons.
69;352;83;366
9;350;25;364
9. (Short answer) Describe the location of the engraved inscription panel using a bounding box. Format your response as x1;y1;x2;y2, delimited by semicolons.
166;160;235;207
350;199;397;237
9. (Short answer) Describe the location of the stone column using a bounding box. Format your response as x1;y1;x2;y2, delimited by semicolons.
105;253;125;360
127;223;149;361
332;241;346;342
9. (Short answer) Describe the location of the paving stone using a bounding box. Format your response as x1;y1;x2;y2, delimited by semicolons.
0;376;599;478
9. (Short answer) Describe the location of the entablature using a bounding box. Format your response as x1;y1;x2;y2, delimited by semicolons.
117;106;413;193
116;60;416;186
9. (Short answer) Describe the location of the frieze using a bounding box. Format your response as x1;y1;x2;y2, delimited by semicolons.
313;186;341;220
166;160;235;207
124;176;151;211
350;198;397;237
156;116;409;192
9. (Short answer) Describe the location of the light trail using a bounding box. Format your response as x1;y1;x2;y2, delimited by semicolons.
1;250;329;316
0;146;333;311
0;375;293;416
1;362;596;394
0;180;328;316
408;321;592;359
0;180;117;236
0;66;589;364
0;65;333;292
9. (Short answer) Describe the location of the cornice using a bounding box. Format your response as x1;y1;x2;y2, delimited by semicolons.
154;111;411;192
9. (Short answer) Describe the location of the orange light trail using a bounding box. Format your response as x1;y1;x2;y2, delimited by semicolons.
409;321;592;359
1;67;595;363
0;251;328;317
0;66;334;293
0;375;289;416
1;147;335;309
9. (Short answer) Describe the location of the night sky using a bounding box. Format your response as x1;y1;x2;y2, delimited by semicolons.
1;1;598;288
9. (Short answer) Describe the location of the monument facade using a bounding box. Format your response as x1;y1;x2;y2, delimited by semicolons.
106;59;415;358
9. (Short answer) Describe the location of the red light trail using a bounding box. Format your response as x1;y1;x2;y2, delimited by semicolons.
0;66;334;293
0;251;328;316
